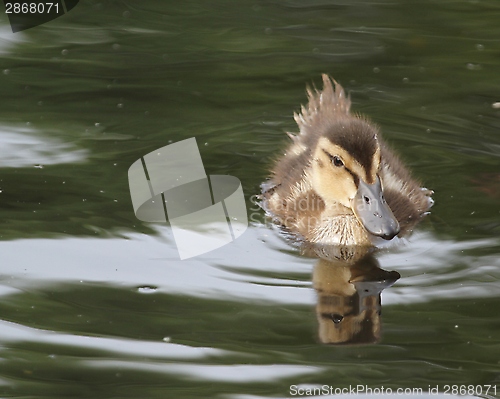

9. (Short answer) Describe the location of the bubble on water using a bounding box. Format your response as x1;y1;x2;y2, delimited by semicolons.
163;337;171;343
373;67;380;73
117;103;124;108
466;63;481;70
3;69;10;75
402;77;409;83
112;43;121;50
61;49;68;55
475;44;484;51
137;286;158;294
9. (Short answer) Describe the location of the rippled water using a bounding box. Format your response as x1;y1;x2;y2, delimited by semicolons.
0;1;499;398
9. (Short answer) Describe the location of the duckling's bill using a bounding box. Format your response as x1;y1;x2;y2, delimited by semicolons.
351;176;400;240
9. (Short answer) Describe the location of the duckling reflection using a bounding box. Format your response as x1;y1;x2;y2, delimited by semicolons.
312;249;399;345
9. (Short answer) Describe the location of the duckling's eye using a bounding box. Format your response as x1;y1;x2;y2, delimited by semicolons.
332;156;344;167
330;314;344;324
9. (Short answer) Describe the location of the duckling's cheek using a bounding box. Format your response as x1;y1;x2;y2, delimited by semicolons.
343;175;359;199
330;174;357;205
329;176;355;209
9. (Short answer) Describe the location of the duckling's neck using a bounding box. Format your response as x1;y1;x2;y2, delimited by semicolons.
324;200;354;217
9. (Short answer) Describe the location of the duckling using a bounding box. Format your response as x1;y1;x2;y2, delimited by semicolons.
261;74;433;246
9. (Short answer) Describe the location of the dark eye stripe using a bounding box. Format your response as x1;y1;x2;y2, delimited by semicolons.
323;149;359;186
347;168;359;187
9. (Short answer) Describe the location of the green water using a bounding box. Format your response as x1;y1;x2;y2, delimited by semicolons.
0;0;499;398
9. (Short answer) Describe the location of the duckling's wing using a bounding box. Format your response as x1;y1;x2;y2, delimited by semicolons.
379;141;433;233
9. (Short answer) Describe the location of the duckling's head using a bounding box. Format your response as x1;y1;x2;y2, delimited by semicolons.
297;75;400;240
